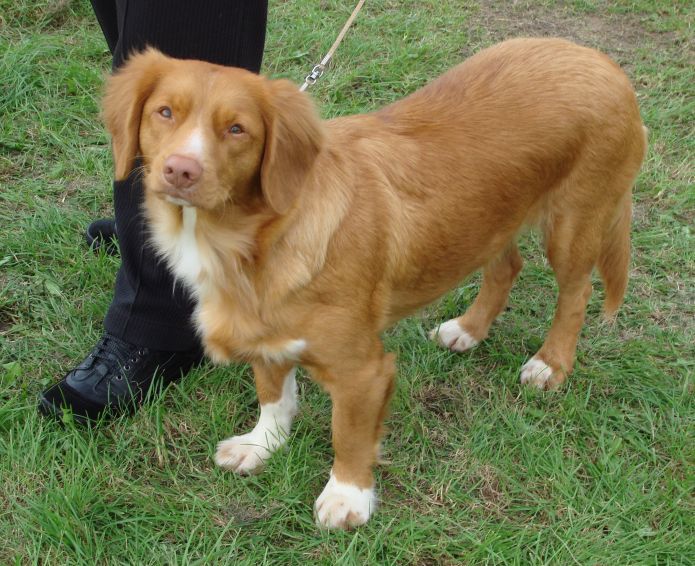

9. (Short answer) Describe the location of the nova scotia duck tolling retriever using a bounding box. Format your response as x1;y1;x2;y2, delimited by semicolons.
102;38;647;528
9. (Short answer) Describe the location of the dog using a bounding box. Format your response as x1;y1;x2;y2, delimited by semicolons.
102;38;646;529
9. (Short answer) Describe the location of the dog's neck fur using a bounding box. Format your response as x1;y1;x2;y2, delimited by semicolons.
145;160;352;347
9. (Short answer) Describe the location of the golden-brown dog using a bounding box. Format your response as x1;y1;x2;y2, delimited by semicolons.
103;38;646;529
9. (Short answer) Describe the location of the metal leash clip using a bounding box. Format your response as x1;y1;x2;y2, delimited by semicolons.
304;64;326;86
298;0;365;92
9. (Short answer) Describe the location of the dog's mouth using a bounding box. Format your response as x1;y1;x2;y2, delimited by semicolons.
155;178;199;207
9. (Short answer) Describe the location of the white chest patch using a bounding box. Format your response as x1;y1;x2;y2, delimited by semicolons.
172;206;203;287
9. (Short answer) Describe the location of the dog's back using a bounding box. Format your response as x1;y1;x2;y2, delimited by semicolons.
312;38;646;324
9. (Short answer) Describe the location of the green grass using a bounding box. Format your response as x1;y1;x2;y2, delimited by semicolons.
1;0;693;563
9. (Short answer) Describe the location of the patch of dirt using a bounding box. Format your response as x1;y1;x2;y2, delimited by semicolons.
55;179;88;206
0;303;15;335
414;383;463;420
216;500;276;526
465;1;682;68
477;464;503;500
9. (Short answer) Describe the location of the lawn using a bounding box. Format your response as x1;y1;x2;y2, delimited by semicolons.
1;0;693;563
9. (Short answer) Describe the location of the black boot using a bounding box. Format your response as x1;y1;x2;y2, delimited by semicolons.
86;218;119;256
39;333;204;423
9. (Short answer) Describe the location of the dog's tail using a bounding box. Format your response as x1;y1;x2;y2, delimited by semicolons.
597;192;632;318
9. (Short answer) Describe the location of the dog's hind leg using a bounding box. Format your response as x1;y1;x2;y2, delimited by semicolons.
519;207;601;389
430;243;523;351
215;362;297;474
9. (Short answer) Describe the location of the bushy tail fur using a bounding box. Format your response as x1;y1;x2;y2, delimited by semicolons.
598;193;632;317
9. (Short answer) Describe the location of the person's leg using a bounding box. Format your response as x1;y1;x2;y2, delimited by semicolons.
90;0;119;54
103;0;267;350
40;0;268;422
108;0;267;71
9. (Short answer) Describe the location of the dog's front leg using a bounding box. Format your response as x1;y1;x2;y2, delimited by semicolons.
215;362;297;474
314;349;396;529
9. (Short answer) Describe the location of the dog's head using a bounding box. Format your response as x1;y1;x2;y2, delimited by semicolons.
102;48;324;213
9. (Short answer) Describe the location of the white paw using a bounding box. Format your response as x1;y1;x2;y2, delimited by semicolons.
215;434;273;474
520;356;554;389
215;369;298;474
315;473;377;529
429;319;479;352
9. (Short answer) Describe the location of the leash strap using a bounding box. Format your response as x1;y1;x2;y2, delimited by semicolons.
299;0;366;92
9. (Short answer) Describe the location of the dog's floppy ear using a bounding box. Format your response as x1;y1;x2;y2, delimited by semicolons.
261;79;325;214
102;48;168;180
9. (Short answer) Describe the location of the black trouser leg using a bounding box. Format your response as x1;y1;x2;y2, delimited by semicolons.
91;0;268;350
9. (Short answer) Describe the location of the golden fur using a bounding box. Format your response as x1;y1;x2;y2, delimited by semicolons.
103;38;646;527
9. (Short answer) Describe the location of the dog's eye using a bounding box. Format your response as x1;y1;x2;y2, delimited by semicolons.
228;124;244;135
158;106;173;119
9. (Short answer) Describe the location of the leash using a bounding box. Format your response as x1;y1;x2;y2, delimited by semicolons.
299;0;366;92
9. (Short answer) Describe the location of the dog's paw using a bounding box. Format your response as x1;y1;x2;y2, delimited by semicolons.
520;356;564;390
214;435;272;475
315;473;377;529
216;370;297;474
429;319;479;352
